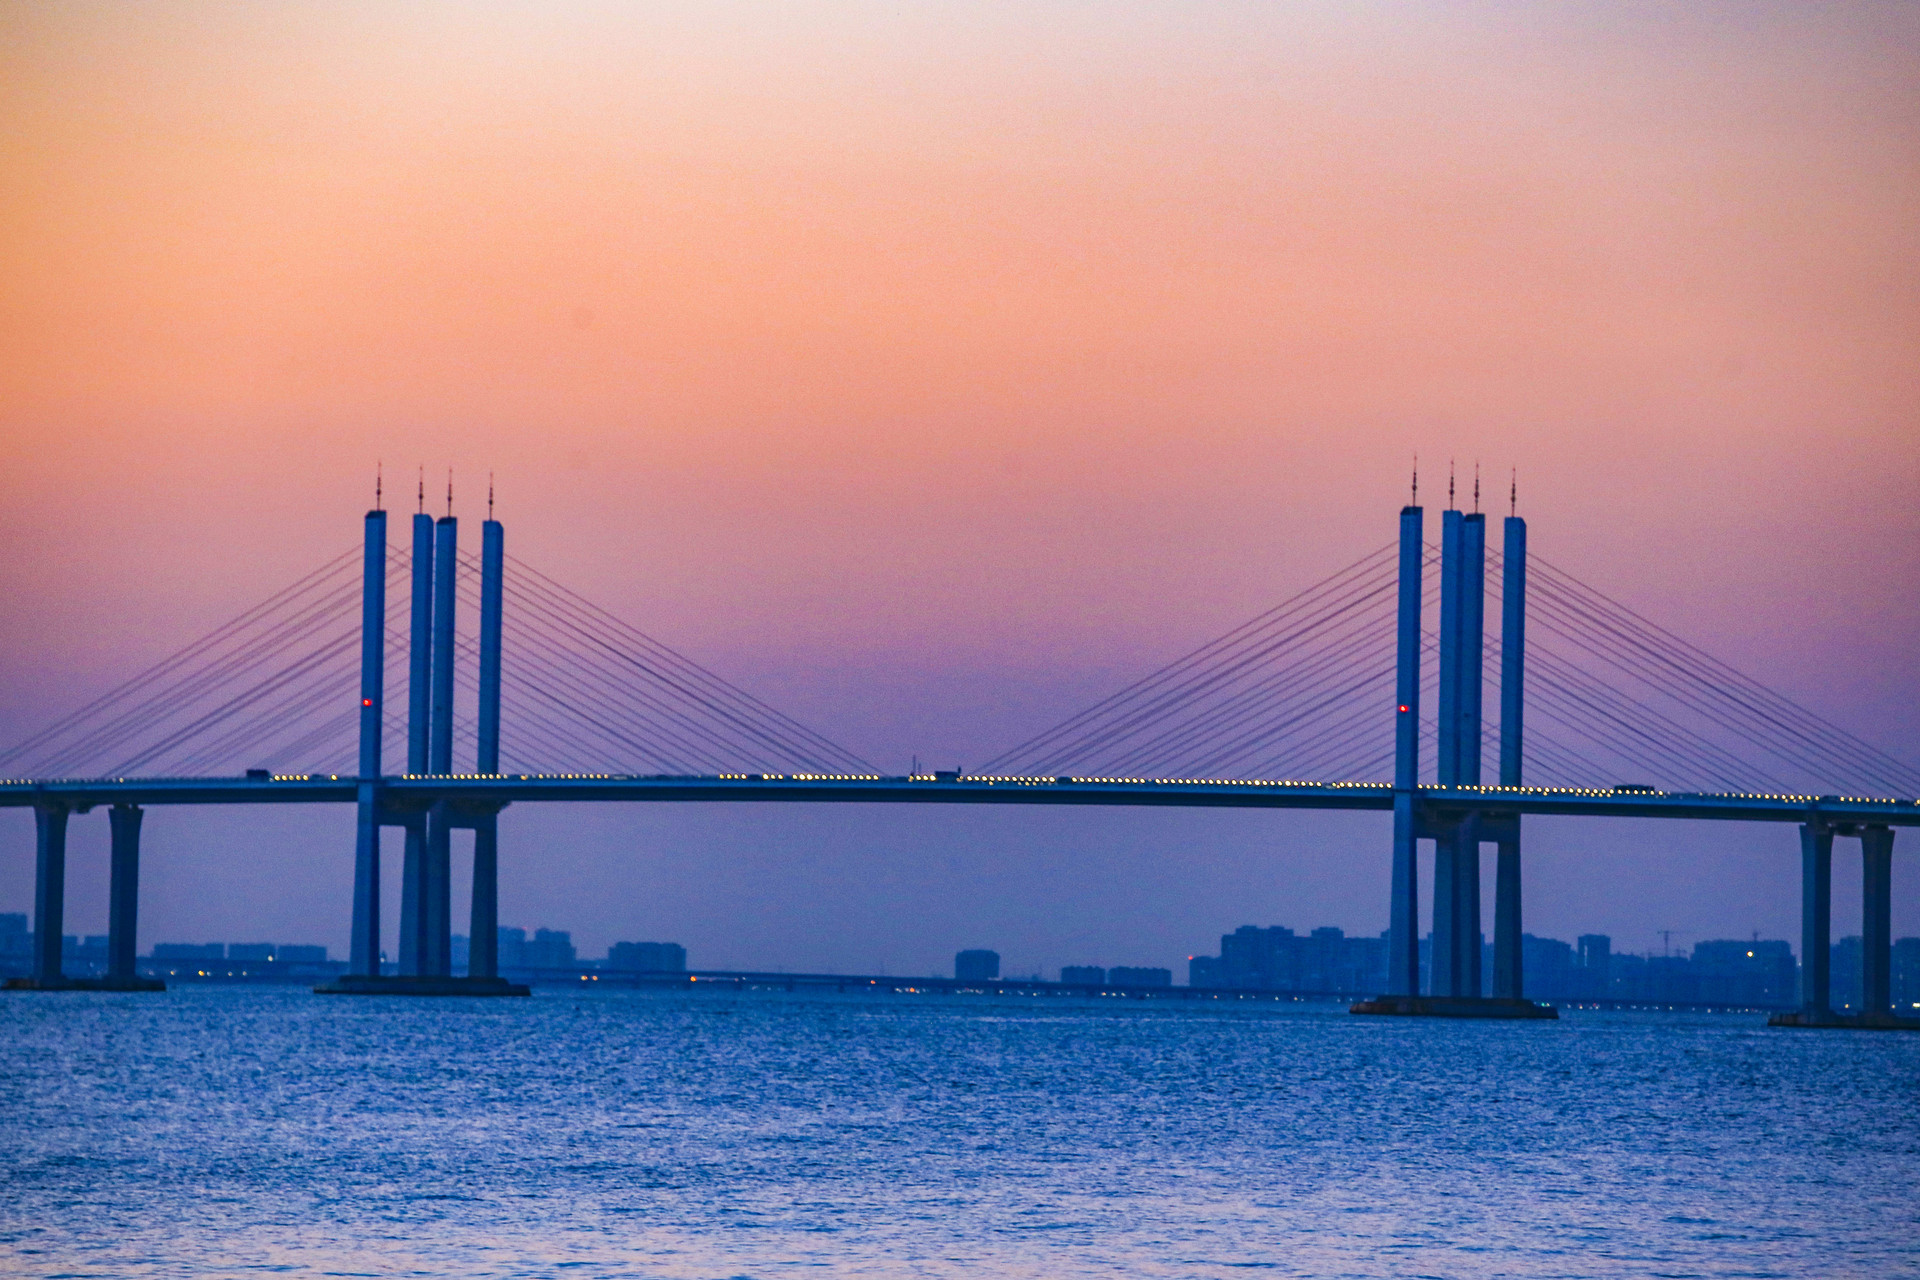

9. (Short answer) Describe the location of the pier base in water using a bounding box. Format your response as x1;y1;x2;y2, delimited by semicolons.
314;974;529;996
1350;994;1558;1020
1767;1009;1920;1031
4;975;167;992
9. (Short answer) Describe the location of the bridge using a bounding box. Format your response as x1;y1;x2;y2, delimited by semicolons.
5;489;1916;1021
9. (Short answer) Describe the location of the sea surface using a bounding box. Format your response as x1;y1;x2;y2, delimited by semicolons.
3;986;1917;1279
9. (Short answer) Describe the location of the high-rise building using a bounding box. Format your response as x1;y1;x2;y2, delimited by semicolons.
1576;935;1612;998
525;929;576;969
1693;940;1797;1007
1198;924;1388;993
1060;965;1105;985
1894;938;1920;1013
955;949;999;981
153;943;225;961
497;927;527;969
608;941;687;972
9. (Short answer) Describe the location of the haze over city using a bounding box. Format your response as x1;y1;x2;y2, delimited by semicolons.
3;1;1916;975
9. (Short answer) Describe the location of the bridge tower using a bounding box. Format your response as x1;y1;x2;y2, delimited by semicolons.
1362;496;1552;1018
397;509;435;976
1387;503;1423;995
322;497;524;996
1492;513;1527;1000
348;506;386;977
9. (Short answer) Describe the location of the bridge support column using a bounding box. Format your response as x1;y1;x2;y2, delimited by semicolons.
1455;818;1482;997
398;817;426;975
1431;828;1456;996
425;807;452;977
1799;822;1833;1015
466;513;506;982
469;814;498;979
350;786;381;977
1494;513;1527;1002
1387;502;1423;997
1861;826;1893;1016
1492;835;1521;999
32;803;69;983
350;506;387;979
1389;796;1419;996
108;804;143;981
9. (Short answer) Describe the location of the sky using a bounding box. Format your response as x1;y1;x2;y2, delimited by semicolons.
2;2;1917;974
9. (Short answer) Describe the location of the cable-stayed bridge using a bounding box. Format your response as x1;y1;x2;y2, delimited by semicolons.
4;502;1915;1020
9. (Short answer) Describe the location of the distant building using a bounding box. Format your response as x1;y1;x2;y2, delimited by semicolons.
1107;966;1171;988
228;943;275;961
1895;938;1920;1012
608;941;687;972
451;935;470;969
1830;936;1864;1011
955;949;999;981
0;914;28;974
497;927;527;969
1693;939;1796;1007
1060;965;1105;985
524;929;576;969
1194;924;1388;993
153;943;225;961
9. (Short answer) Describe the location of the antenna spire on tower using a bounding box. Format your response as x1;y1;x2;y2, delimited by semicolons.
417;467;424;514
1411;454;1418;506
375;462;383;512
1510;468;1517;517
1473;462;1480;513
1448;460;1455;508
446;470;453;519
488;472;495;521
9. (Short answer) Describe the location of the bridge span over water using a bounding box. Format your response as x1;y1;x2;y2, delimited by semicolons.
5;495;1915;1022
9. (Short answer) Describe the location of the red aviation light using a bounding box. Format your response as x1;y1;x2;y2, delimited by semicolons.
362;698;373;707
1397;704;1411;713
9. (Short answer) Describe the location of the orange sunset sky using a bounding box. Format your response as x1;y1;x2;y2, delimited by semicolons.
2;3;1916;969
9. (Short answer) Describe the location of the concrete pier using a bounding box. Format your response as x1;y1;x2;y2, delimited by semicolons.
1800;822;1832;1015
107;804;142;979
1774;824;1917;1029
6;801;164;992
1431;824;1457;996
1492;838;1522;999
1861;826;1892;1015
32;803;68;983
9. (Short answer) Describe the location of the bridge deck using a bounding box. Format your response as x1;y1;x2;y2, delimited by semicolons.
1;774;1915;825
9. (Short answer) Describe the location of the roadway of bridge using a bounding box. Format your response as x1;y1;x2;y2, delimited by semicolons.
2;773;1917;826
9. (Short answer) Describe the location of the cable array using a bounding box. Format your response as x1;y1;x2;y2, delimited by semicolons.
0;549;378;778
7;524;1912;795
984;539;1920;796
1;543;870;779
457;552;872;775
1504;552;1920;797
980;545;1405;779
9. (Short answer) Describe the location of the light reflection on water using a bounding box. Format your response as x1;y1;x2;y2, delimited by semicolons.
3;986;1916;1278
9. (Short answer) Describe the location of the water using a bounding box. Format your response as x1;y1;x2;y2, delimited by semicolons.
3;987;1917;1278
